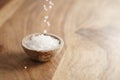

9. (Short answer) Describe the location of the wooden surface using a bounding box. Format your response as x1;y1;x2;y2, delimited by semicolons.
0;0;120;80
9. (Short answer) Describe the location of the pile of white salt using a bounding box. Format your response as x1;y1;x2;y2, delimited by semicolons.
25;34;59;51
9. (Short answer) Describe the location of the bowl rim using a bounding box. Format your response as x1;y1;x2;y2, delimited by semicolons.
22;33;64;52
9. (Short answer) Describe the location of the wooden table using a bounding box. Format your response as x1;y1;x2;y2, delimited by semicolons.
0;0;120;80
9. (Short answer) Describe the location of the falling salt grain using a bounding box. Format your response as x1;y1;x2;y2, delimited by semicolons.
43;30;47;33
47;21;51;27
49;1;54;6
44;19;47;23
43;5;48;11
44;16;49;19
49;5;52;9
24;66;27;69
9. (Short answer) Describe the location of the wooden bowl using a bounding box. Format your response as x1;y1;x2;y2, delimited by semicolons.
22;33;64;62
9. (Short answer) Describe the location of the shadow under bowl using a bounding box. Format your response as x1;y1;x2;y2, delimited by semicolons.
22;33;64;62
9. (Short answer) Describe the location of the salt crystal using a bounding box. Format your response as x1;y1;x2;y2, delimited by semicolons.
24;66;27;69
25;34;59;51
44;16;49;19
43;5;48;11
47;21;51;27
49;1;54;6
43;30;47;33
44;19;47;23
49;5;52;9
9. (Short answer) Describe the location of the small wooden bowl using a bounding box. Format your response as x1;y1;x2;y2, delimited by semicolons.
22;33;64;62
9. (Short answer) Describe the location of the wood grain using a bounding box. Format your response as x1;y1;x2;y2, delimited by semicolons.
0;0;24;27
0;0;72;80
52;0;120;80
1;0;120;80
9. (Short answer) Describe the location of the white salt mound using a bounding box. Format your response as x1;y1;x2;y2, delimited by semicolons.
25;34;59;51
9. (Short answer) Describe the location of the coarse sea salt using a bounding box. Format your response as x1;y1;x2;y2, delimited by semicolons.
25;34;59;51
